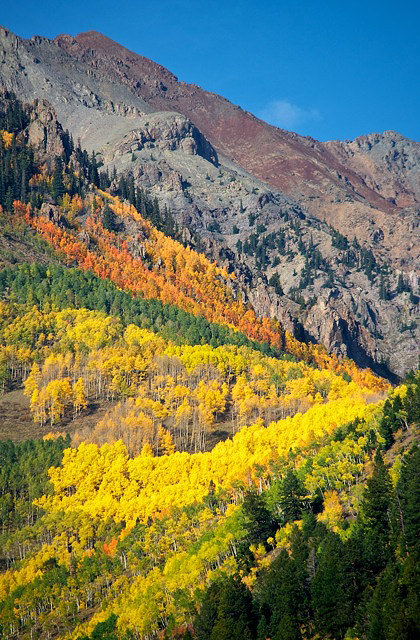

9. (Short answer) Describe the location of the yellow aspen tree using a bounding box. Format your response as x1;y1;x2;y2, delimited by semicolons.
24;362;41;399
158;426;176;456
73;377;87;417
45;378;72;425
30;387;47;426
141;442;154;457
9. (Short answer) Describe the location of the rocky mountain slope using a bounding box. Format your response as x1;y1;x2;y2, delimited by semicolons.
0;25;418;378
53;30;420;273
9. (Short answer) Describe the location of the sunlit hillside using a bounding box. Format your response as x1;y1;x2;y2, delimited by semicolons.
0;95;418;640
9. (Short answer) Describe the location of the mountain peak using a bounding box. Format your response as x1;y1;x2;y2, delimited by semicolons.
55;29;123;50
54;29;153;66
54;29;180;85
0;25;418;377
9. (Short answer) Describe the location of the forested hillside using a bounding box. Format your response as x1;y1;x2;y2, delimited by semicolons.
0;95;418;640
2;25;419;378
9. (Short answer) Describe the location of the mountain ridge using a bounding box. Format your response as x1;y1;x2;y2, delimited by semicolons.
0;50;419;640
3;24;415;273
0;25;418;378
53;30;420;211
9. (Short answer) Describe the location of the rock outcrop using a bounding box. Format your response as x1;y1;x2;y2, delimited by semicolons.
26;98;67;158
0;26;418;378
112;112;218;164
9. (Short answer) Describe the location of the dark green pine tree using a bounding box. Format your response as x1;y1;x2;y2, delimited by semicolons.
364;561;392;640
289;524;311;634
268;272;284;296
68;164;77;196
134;186;143;213
362;452;393;532
194;575;256;640
364;556;420;640
0;165;5;208
241;490;277;548
403;373;420;424
394;443;420;553
379;398;397;449
52;157;65;202
279;470;305;525
89;151;99;187
118;175;127;200
20;166;26;202
194;579;228;640
126;173;135;205
360;451;393;578
5;186;13;212
102;203;118;232
254;549;303;640
397;273;406;294
311;532;354;640
399;554;420;637
151;197;160;228
257;615;270;640
361;444;420;640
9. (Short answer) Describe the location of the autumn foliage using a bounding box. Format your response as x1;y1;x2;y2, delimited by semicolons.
15;192;388;390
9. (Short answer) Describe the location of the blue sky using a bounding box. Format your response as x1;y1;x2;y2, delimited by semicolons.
2;0;419;141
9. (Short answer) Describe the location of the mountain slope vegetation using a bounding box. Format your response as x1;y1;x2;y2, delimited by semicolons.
0;26;419;377
0;93;418;640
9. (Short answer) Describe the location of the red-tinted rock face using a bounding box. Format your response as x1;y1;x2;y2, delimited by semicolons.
54;31;416;216
53;31;420;274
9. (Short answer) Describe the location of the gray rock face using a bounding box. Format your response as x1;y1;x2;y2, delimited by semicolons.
0;25;153;150
50;29;420;276
324;131;420;208
0;25;418;379
111;112;218;164
26;98;67;158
